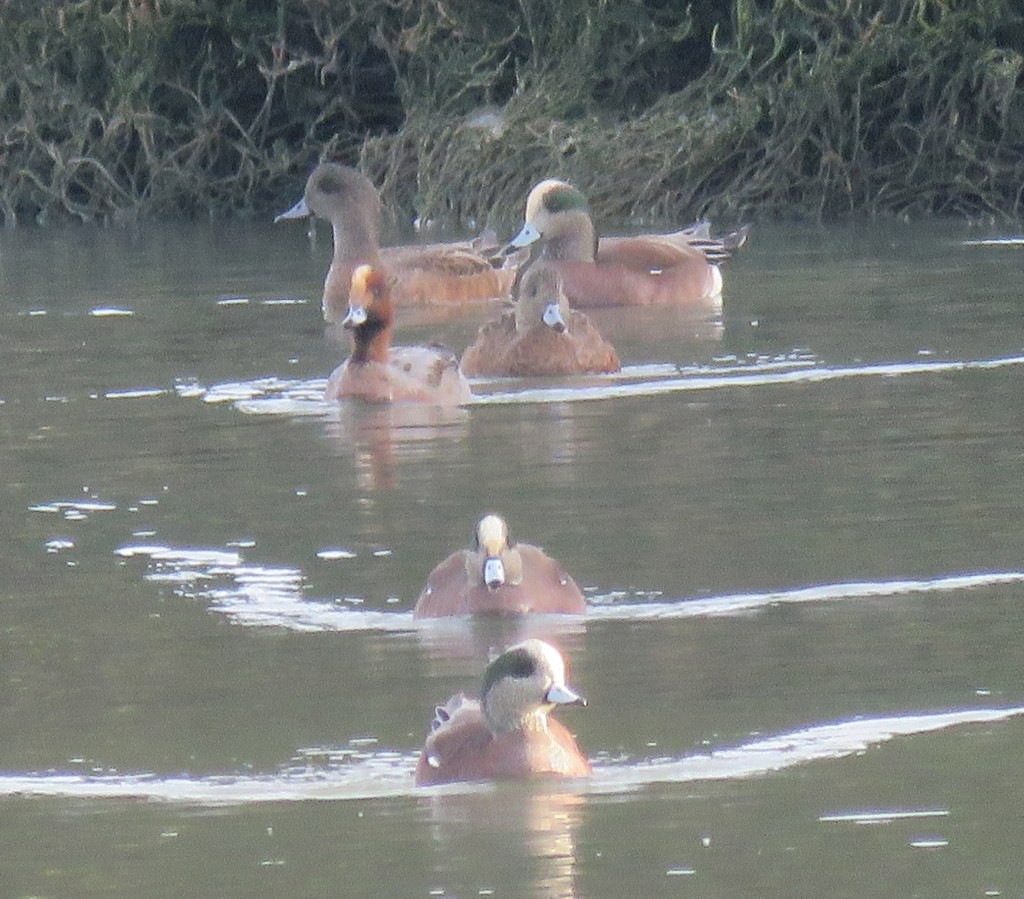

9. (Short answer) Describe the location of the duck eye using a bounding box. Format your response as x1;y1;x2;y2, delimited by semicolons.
505;649;536;679
318;172;345;196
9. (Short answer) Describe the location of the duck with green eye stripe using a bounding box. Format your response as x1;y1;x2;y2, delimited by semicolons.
508;178;749;309
415;639;590;785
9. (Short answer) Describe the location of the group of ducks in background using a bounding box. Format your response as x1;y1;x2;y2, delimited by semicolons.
275;163;747;403
274;163;749;786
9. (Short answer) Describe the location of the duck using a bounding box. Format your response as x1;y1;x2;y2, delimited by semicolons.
508;178;748;309
276;162;523;321
413;514;587;618
415;639;591;785
326;264;473;404
460;261;620;377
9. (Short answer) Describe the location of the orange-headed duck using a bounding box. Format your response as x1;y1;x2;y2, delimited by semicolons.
326;265;472;405
460;262;620;377
413;514;587;618
508;178;748;309
276;162;523;321
415;638;591;785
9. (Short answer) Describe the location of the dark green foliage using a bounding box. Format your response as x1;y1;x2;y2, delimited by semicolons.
1;0;1022;226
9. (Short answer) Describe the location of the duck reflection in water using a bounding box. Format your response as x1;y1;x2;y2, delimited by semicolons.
323;402;468;492
419;788;587;897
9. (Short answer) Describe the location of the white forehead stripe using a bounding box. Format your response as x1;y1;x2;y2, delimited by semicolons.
520;639;566;685
477;514;507;551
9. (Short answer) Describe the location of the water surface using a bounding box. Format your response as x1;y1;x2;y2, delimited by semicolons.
2;218;1023;897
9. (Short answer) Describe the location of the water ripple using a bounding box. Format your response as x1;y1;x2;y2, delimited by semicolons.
477;353;1024;405
0;705;1019;805
586;571;1024;620
588;705;1024;794
116;542;1024;632
172;352;1024;413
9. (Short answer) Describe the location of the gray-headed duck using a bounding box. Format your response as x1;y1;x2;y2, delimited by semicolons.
460;262;620;377
508;178;748;309
326;265;472;405
415;639;590;785
413;514;586;618
276;163;523;321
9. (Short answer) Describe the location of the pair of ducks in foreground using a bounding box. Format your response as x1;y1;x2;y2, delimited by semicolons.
276;163;748;404
411;512;590;786
276;165;748;784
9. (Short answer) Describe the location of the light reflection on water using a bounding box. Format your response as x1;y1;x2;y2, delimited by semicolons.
0;705;1019;805
5;222;1024;896
111;541;1024;633
174;352;1024;415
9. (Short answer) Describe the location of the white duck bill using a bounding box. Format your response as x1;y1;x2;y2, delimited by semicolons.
483;557;506;588
509;222;541;248
546;684;583;705
342;304;368;327
273;196;310;222
542;302;566;330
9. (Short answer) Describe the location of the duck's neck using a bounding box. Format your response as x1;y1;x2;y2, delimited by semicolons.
332;216;382;268
486;705;549;736
542;212;598;262
349;317;391;364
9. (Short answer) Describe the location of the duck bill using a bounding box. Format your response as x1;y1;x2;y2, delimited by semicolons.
546;683;585;707
507;221;541;249
341;304;368;329
274;196;310;223
542;302;567;333
483;556;506;590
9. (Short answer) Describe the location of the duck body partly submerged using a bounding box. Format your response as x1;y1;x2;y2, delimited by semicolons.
509;179;748;309
327;265;472;405
460;262;620;377
415;639;591;785
413;514;587;618
277;162;522;321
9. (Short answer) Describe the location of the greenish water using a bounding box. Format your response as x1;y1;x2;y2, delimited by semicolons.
2;219;1024;897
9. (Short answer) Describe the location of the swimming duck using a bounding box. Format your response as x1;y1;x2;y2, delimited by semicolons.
276;163;523;321
413;514;587;618
460;261;620;377
508;178;748;309
326;265;472;404
415;639;591;785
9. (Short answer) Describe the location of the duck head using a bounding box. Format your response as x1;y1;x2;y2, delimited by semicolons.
515;262;570;334
343;265;393;362
509;180;597;261
481;639;586;734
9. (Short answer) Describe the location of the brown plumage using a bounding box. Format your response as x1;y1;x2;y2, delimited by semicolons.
415;639;591;785
276;163;524;321
460;262;620;377
326;265;472;405
413;514;586;618
509;179;748;309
